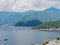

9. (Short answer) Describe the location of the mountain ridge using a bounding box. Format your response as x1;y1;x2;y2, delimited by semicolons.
0;7;60;26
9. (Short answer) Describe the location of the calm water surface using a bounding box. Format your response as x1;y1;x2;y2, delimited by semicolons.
0;27;60;45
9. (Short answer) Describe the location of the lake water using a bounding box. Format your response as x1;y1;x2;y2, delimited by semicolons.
0;27;60;45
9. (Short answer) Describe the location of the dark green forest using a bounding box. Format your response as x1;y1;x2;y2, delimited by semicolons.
33;20;60;29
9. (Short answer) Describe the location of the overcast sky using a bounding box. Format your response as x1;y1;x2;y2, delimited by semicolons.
0;0;60;12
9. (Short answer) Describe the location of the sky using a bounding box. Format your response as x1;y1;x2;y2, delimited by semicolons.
0;0;60;12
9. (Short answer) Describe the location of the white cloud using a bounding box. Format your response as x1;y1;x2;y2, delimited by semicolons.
0;0;60;12
0;0;15;11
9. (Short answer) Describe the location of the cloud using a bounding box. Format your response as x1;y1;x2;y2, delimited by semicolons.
0;0;60;12
47;0;60;1
0;0;15;11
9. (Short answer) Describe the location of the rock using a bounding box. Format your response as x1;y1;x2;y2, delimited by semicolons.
4;39;8;41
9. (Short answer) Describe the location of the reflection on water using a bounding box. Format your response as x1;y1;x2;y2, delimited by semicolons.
0;27;60;45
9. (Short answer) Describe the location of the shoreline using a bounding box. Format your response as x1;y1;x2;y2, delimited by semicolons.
39;29;60;31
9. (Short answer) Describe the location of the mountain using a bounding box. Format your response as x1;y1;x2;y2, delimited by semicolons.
44;7;60;12
15;19;42;27
0;7;60;26
18;7;60;23
0;12;23;25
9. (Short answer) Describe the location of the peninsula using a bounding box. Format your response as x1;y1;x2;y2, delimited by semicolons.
33;20;60;31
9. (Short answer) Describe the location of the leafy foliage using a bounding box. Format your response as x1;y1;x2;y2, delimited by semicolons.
35;20;60;29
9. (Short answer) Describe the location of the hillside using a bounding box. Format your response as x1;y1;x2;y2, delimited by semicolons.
34;20;60;29
15;19;42;27
0;7;60;26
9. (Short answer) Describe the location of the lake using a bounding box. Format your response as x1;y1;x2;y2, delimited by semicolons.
0;27;60;45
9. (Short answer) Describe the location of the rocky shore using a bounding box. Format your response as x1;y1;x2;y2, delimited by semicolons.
40;38;60;45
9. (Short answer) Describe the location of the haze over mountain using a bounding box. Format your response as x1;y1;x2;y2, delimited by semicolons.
0;7;60;26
